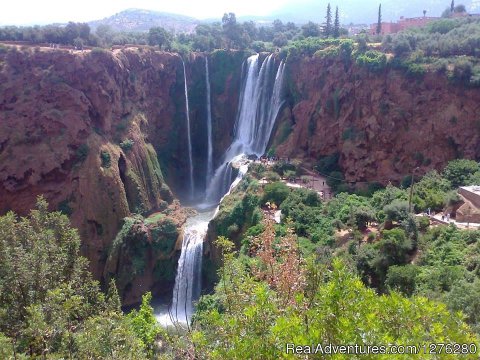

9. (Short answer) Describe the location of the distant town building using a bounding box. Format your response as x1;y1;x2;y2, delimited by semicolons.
369;9;478;35
348;24;369;36
369;16;440;35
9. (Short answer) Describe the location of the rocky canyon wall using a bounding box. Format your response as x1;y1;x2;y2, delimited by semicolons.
3;45;480;304
273;55;480;185
0;46;244;304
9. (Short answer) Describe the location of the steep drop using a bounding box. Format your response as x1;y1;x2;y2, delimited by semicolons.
204;54;286;204
182;59;195;199
205;57;214;187
158;53;286;328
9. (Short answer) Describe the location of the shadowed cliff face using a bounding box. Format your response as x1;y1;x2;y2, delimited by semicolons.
273;56;480;185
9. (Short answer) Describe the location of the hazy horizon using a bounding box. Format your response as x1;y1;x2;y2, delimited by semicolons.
1;0;295;26
2;0;480;27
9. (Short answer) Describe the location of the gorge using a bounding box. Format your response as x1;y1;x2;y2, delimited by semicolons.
0;44;479;310
163;53;286;325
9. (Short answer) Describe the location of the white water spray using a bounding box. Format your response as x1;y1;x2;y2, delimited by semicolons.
204;54;286;204
157;54;285;328
182;59;194;198
205;57;214;186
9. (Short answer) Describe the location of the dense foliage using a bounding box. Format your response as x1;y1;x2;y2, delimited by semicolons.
184;157;480;355
0;198;161;358
186;226;478;359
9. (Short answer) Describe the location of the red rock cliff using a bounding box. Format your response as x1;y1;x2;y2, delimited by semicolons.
0;47;184;280
274;56;480;184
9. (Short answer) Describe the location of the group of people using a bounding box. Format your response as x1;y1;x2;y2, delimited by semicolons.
426;208;452;223
441;213;451;222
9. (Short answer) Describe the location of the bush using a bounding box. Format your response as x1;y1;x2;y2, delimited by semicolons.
264;171;281;182
386;265;419;296
451;58;473;83
75;143;89;163
355;50;387;72
443;159;480;188
392;36;412;56
383;200;410;223
100;150;111;168
417;216;430;231
262;182;290;207
120;139;134;151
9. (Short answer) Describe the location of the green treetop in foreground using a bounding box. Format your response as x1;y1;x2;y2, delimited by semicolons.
0;197;160;359
186;222;478;359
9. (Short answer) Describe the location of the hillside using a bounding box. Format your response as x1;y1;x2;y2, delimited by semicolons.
88;8;199;33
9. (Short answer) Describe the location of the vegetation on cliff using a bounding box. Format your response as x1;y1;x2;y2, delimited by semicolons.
163;157;480;359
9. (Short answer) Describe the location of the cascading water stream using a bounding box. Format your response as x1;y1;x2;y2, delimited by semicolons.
156;54;285;328
205;57;214;185
182;59;194;198
169;214;209;324
204;54;286;204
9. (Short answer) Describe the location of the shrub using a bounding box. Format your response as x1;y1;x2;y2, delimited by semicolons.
386;265;419;296
417;216;430;231
392;36;412;56
451;58;473;83
355;50;387;72
264;171;281;182
262;182;290;206
120;139;134;151
383;200;410;222
76;143;89;163
443;159;480;188
100;151;111;168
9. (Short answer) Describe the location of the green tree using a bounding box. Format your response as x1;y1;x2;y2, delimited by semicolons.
445;279;480;333
262;182;290;207
0;197;149;358
377;4;382;35
74;314;147;359
301;21;320;38
222;12;237;49
324;3;332;37
273;33;288;47
386;264;419;296
443;159;480;188
148;27;172;49
333;6;340;38
383;199;409;223
191;256;478;359
127;292;161;358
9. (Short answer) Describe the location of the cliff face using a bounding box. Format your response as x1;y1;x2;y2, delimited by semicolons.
0;46;244;304
3;46;480;303
274;56;480;184
0;47;185;302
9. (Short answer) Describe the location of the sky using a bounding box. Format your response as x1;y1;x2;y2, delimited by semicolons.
0;0;296;25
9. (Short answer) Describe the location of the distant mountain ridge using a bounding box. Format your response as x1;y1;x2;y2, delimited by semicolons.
88;8;199;33
87;1;480;34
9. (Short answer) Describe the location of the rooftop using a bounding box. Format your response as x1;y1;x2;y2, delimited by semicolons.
460;186;480;194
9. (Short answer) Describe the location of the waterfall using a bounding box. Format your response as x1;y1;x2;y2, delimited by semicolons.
182;59;194;198
169;217;207;325
204;54;286;204
205;57;214;187
156;53;285;328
